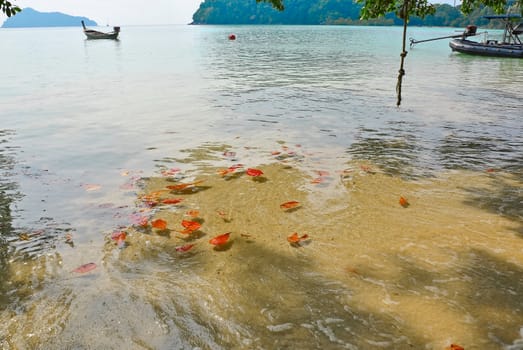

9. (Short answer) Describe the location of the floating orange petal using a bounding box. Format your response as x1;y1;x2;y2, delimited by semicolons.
181;220;201;232
287;232;309;244
72;262;97;273
161;167;181;176
141;190;168;201
82;184;101;192
185;210;200;218
162;198;183;205
223;151;236;158
230;164;244;170
246;168;263;177
446;345;465;350
151;218;167;230
175;244;195;252
280;201;300;209
218;168;235;176
311;177;324;184
111;231;126;241
399;196;409;208
166;180;203;191
209;232;231;246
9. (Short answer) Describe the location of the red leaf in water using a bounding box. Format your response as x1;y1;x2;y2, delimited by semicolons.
399;196;409;208
111;231;126;241
130;213;148;227
287;232;309;244
280;201;300;209
218;164;244;176
446;345;465;350
185;210;200;218
180;220;201;233
166;180;203;191
209;232;231;246
162;198;183;205
72;262;97;273
175;244;195;252
311;177;324;184
161;167;181;176
246;168;263;177
82;184;101;192
151;219;167;230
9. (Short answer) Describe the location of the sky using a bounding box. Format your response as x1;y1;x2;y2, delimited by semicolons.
2;0;204;25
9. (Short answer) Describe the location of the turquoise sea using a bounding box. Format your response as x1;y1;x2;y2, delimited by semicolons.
1;25;522;349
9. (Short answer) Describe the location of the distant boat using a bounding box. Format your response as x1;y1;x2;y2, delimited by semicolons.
81;20;120;40
410;15;523;58
449;15;523;58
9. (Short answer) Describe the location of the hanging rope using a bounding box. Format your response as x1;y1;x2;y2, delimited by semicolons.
396;0;409;107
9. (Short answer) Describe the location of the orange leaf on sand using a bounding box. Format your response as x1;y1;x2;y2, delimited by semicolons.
72;262;97;273
185;210;200;218
175;244;195;252
161;168;181;176
166;180;203;191
111;231;126;241
287;232;309;244
246;168;263;177
399;196;409;208
162;198;183;205
151;219;167;230
180;220;201;233
209;232;231;246
218;169;232;176
446;345;465;350
280;201;300;209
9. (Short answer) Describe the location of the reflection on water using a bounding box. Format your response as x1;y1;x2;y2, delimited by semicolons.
437;125;523;173
347;122;426;178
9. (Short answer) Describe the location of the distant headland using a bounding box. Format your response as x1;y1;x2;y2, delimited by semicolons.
1;8;97;28
191;0;501;27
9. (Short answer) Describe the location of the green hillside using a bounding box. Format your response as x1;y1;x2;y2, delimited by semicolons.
191;0;517;27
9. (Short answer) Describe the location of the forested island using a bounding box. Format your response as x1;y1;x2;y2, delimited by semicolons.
1;8;96;28
191;0;518;27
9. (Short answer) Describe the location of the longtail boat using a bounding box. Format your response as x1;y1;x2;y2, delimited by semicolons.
81;20;120;40
410;15;523;58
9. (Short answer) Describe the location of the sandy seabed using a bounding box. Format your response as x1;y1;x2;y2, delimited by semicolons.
2;153;523;350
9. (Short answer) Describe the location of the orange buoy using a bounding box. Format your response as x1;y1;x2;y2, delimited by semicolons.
228;34;236;40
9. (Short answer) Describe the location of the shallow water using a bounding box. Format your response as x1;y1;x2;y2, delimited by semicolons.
0;25;522;349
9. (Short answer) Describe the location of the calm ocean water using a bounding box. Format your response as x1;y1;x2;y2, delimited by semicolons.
1;25;522;349
2;25;521;220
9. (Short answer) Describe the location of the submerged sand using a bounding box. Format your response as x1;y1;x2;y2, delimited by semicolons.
2;155;522;349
